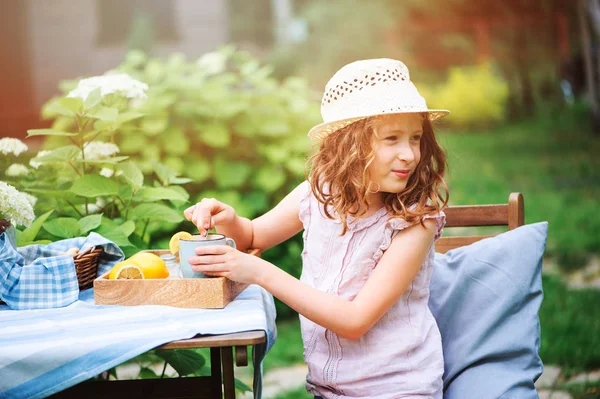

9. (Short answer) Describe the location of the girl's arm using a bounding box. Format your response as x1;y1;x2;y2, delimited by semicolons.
185;182;306;252
193;217;436;340
255;219;437;340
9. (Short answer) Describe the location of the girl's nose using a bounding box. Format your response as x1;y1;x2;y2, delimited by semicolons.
397;144;415;163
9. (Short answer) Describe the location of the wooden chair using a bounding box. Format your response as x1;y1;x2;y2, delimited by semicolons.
435;193;524;254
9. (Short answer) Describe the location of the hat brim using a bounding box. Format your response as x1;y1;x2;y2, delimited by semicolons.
307;109;450;142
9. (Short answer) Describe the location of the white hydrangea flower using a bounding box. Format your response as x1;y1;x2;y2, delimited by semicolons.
67;73;149;102
99;167;114;178
0;181;35;227
0;138;28;156
22;193;38;207
197;51;227;75
6;164;30;177
87;197;105;213
29;150;52;169
81;141;120;160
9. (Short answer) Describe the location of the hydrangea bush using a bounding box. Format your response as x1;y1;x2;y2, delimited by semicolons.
23;47;319;317
20;72;191;255
0;182;35;228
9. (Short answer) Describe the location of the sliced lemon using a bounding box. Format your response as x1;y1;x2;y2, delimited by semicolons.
109;262;144;280
169;231;193;255
127;252;169;279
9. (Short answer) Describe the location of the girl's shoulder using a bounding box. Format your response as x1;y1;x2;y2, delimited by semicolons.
386;208;446;240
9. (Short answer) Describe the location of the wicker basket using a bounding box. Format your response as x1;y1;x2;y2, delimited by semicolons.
74;246;103;290
0;246;103;306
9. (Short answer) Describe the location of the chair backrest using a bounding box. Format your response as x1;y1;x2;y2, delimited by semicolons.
435;193;524;254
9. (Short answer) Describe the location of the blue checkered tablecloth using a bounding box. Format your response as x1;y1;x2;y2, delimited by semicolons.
0;232;124;310
0;232;277;399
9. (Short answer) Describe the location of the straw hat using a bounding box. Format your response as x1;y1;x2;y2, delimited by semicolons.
307;58;449;141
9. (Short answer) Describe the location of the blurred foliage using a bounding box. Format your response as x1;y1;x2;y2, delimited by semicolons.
114;47;319;318
419;63;510;128
41;46;320;317
441;100;600;271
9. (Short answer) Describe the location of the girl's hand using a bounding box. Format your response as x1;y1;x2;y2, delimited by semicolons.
184;198;236;237
188;245;266;285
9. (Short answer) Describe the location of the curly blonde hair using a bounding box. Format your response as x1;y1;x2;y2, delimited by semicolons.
306;115;449;235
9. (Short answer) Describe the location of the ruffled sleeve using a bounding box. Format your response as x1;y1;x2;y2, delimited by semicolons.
298;180;311;231
373;211;446;263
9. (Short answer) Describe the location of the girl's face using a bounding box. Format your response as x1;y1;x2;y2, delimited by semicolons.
367;113;424;203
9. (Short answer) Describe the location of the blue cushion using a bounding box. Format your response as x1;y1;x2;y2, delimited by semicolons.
429;222;548;399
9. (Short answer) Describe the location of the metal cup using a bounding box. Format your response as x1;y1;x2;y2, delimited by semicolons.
179;233;236;278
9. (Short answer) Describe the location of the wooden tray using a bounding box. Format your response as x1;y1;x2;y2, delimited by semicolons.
93;249;259;309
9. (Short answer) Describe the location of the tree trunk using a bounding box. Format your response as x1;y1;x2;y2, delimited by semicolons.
580;0;600;131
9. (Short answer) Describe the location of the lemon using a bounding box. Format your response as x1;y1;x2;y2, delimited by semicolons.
127;252;169;279
109;262;144;280
169;231;193;255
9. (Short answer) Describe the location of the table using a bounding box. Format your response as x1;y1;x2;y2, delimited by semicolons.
48;330;267;399
0;285;276;399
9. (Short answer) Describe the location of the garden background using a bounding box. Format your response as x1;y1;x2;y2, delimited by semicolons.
0;1;598;398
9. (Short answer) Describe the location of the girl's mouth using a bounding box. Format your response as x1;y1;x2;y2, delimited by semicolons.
392;169;411;179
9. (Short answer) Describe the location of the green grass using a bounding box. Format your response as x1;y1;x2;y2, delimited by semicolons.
437;102;600;270
539;274;600;372
263;318;305;372
559;381;600;399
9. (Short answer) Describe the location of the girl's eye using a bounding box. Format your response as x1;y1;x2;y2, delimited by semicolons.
384;135;398;141
411;134;423;142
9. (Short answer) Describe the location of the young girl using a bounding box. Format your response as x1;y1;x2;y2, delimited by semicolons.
184;58;450;399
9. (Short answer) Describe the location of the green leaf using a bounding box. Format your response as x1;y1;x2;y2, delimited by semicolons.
70;175;119;197
155;349;206;377
153;162;177;186
139;367;158;379
25;188;73;200
258;144;290;163
35;145;81;162
73;156;130;164
197;123;230;148
42;99;76;118
185;160;211;183
119;220;136;237
87;106;118;122
170;177;193;185
119;135;148;153
137;187;189;202
254;167;286;192
84;87;102;109
78;214;102;233
141;116;168;136
159;127;189;156
26;129;78;138
235;378;252;393
59;97;84;114
95;220;133;247
165;185;191;207
284;157;307;176
245;191;269;214
213;158;251;189
260;120;289;137
117;111;145;124
132;203;183;223
118;162;144;187
43;217;82;239
18;210;54;245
